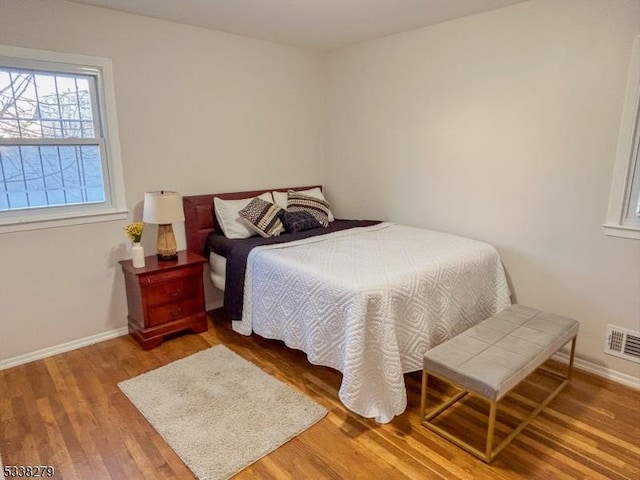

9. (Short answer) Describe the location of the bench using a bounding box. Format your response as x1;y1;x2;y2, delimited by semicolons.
420;304;579;462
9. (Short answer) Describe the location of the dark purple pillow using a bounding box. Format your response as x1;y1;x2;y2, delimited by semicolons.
279;210;323;233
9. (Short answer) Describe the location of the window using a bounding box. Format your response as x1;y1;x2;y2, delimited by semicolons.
0;45;126;232
605;36;640;240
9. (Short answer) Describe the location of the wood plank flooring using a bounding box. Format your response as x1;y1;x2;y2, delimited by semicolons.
1;310;639;479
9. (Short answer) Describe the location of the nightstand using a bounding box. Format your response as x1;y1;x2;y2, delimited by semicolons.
119;251;208;350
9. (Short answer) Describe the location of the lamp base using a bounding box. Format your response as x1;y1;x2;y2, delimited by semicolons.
156;224;178;261
156;253;178;262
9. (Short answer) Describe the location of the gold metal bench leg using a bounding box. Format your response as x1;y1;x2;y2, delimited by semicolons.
486;401;497;461
568;336;577;379
420;371;428;418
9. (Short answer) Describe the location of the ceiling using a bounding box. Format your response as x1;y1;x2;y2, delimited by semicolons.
67;0;527;51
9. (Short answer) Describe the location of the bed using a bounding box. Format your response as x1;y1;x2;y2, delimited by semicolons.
183;186;511;423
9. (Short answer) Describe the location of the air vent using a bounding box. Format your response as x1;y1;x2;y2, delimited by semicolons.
604;325;640;364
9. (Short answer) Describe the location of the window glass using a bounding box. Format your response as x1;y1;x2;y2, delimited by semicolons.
0;67;106;211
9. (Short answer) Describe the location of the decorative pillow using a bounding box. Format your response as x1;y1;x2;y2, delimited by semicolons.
279;210;322;233
273;187;334;221
214;192;273;239
286;191;330;227
238;197;284;238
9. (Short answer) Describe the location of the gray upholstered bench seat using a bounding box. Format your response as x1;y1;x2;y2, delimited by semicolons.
424;304;579;401
420;304;579;462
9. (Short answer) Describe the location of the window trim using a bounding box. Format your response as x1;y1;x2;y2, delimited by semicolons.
605;36;640;240
0;45;127;234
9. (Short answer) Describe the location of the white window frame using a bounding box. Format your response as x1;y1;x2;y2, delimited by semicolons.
605;36;640;240
0;45;127;233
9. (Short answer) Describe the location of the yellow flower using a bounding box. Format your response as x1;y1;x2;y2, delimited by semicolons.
124;222;144;243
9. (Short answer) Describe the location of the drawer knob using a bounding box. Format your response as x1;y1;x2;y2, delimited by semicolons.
170;307;182;318
169;290;182;297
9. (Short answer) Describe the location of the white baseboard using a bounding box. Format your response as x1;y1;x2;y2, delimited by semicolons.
0;327;129;371
552;352;640;390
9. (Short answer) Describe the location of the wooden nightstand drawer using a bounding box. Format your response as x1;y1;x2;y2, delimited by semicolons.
148;298;201;327
145;276;198;307
142;265;200;285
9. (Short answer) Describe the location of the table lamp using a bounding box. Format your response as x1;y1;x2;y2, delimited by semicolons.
142;190;185;261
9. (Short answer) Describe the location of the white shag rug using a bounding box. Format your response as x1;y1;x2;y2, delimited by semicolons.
119;345;327;480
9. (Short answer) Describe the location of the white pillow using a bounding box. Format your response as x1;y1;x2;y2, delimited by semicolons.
214;192;273;239
272;187;334;222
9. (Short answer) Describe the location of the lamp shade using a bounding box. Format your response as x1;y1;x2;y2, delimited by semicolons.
142;191;185;224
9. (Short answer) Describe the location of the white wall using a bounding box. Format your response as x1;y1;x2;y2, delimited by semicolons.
325;0;640;377
0;0;325;362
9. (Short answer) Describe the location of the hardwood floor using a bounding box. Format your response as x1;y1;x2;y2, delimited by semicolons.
1;310;639;479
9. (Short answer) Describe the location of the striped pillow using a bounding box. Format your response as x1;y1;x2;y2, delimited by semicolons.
287;191;330;227
238;197;284;238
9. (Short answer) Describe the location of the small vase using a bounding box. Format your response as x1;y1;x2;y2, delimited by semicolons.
132;242;145;268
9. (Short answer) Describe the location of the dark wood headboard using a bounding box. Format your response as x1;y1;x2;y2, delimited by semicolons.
183;185;322;256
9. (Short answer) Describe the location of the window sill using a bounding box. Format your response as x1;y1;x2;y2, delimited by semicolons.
603;223;640;240
0;208;129;234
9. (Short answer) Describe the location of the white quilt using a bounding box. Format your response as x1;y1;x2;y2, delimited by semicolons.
233;223;511;423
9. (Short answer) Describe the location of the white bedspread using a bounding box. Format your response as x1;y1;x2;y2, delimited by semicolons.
234;223;511;423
